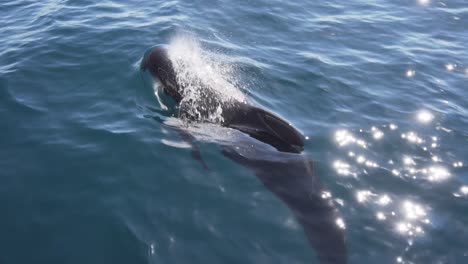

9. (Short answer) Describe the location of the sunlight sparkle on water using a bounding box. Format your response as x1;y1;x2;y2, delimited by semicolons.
378;194;392;206
406;69;415;77
356;190;374;203
335;129;353;146
460;186;468;195
335;129;367;148
376;212;386;220
333;160;353;176
427;166;451;182
335;218;346;229
418;0;430;5
321;191;332;199
394;200;429;236
403;200;426;220
417;110;433;123
397;222;409;233
396;221;425;236
402;131;423;144
373;130;384;140
446;63;456;71
403;156;416;166
356;155;366;164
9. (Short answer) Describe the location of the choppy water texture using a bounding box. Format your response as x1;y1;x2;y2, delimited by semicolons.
1;0;468;263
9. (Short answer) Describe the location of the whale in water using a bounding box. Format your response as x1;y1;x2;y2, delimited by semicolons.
140;46;305;153
141;45;347;264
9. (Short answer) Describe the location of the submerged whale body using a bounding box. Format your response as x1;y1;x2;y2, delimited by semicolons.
141;45;347;264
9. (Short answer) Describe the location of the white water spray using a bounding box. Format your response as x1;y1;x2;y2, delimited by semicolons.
165;35;246;123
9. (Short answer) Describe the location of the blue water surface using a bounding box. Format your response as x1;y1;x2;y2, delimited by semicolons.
1;0;467;263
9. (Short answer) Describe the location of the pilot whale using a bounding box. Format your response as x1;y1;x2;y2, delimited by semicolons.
141;46;305;154
141;45;347;264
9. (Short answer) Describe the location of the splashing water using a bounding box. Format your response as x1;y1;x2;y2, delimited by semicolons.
166;35;246;123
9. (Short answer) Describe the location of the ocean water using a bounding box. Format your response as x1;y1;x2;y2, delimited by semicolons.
1;0;467;263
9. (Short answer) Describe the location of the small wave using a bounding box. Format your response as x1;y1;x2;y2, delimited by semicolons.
161;139;192;149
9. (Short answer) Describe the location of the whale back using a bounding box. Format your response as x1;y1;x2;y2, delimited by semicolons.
222;103;305;153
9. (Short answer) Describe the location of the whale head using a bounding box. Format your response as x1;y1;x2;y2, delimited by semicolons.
141;46;183;103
